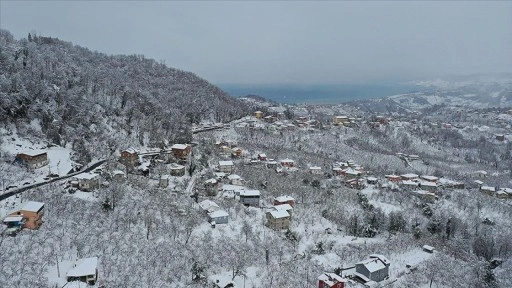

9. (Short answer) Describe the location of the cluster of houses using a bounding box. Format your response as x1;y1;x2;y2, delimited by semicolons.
318;254;391;287
119;144;192;172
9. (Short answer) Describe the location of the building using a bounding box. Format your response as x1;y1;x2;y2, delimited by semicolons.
218;160;234;173
400;173;419;181
258;153;267;161
385;174;401;183
171;144;192;160
355;254;390;283
159;175;170;188
199;200;220;214
73;173;100;191
227;174;244;186
112;170;126;181
266;210;290;230
280;159;295;168
208;210;229;225
271;204;293;217
204;178;220;195
66;257;98;285
120;148;139;167
9;201;45;229
14;150;49;169
318;273;347;288
170;163;185;176
310;166;322;175
274;195;296;207
239;190;260;207
420;175;439;183
254;111;264;119
332;116;349;126
231;147;243;158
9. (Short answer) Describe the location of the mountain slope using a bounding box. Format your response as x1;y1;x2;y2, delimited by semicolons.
0;29;249;163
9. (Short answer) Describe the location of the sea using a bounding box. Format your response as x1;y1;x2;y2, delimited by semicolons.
217;83;422;105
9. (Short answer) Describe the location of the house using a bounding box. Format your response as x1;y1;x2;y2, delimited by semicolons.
280;159;295;168
208;209;229;225
218;161;234;173
473;180;484;188
205;178;220;195
171;144;191;160
254;111;264;119
14;150;49;169
199;200;220;214
310;166;322;175
412;189;437;203
332;116;349;125
344;169;362;179
159;175;170;188
496;134;505;141
318;273;347;288
9;201;45;229
264;115;278;123
266;210;290;230
2;215;25;235
480;186;496;195
112;170;126;181
423;245;435;253
258;153;267;161
239;190;260;207
400;173;419;181
354;254;390;283
419;181;438;192
385;174;401;183
227;174;244;186
274;195;296;207
212;277;235;288
476;170;488;178
231;147;243;158
120;148;139;167
401;180;419;190
170;163;185;176
266;159;278;168
66;257;98;285
408;154;419;161
366;177;378;185
73;173;100;191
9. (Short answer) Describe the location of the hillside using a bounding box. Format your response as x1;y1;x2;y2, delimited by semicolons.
0;29;250;164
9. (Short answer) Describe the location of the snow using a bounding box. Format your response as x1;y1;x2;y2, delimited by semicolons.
274;195;295;202
272;204;293;211
199;200;220;213
356;258;386;272
268;210;290;219
47;146;74;176
67;257;98;277
73;173;99;180
3;215;23;222
21;201;45;212
209;210;229;218
171;144;188;150
16;149;47;157
239;190;260;197
219;160;234;166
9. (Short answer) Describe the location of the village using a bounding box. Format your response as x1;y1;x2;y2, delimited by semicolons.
1;106;512;288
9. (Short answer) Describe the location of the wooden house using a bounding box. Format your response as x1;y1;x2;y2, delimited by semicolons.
66;257;98;285
318;273;347;288
280;159;295;168
14;150;49;169
120;148;139;167
274;195;296;207
9;201;45;230
171;144;191;160
385;174;401;183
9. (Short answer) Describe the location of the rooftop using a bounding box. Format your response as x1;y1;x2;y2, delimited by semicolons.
21;201;45;212
268;210;290;219
66;257;98;277
74;173;99;180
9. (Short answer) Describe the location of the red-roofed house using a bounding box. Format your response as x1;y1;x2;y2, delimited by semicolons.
318;272;347;288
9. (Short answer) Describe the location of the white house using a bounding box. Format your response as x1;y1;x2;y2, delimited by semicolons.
218;161;234;173
208;210;229;224
73;173;100;191
66;257;98;285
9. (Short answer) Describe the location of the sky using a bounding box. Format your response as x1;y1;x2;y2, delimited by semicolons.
1;1;511;85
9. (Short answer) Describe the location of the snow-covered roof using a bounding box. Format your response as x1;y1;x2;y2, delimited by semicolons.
367;177;378;181
205;178;218;184
258;153;267;157
16;149;47;157
66;257;98;277
268;210;290;219
309;166;321;170
401;173;419;179
171;144;188;150
346;169;361;175
385;174;400;178
474;180;484;185
318;273;347;286
500;188;512;194
112;170;125;175
123;148;138;154
275;195;295;202
481;186;496;192
199;200;219;212
420;175;439;181
420;181;437;187
227;174;242;180
369;254;391;265
272;204;293;211
170;164;185;170
221;184;246;192
209;210;229;218
3;216;23;223
357;258;386;273
74;173;99;180
21;201;45;212
219;160;234;166
280;158;295;163
215;172;227;178
240;189;260;197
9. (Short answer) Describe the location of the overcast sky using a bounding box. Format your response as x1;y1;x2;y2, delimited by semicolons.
1;1;511;85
